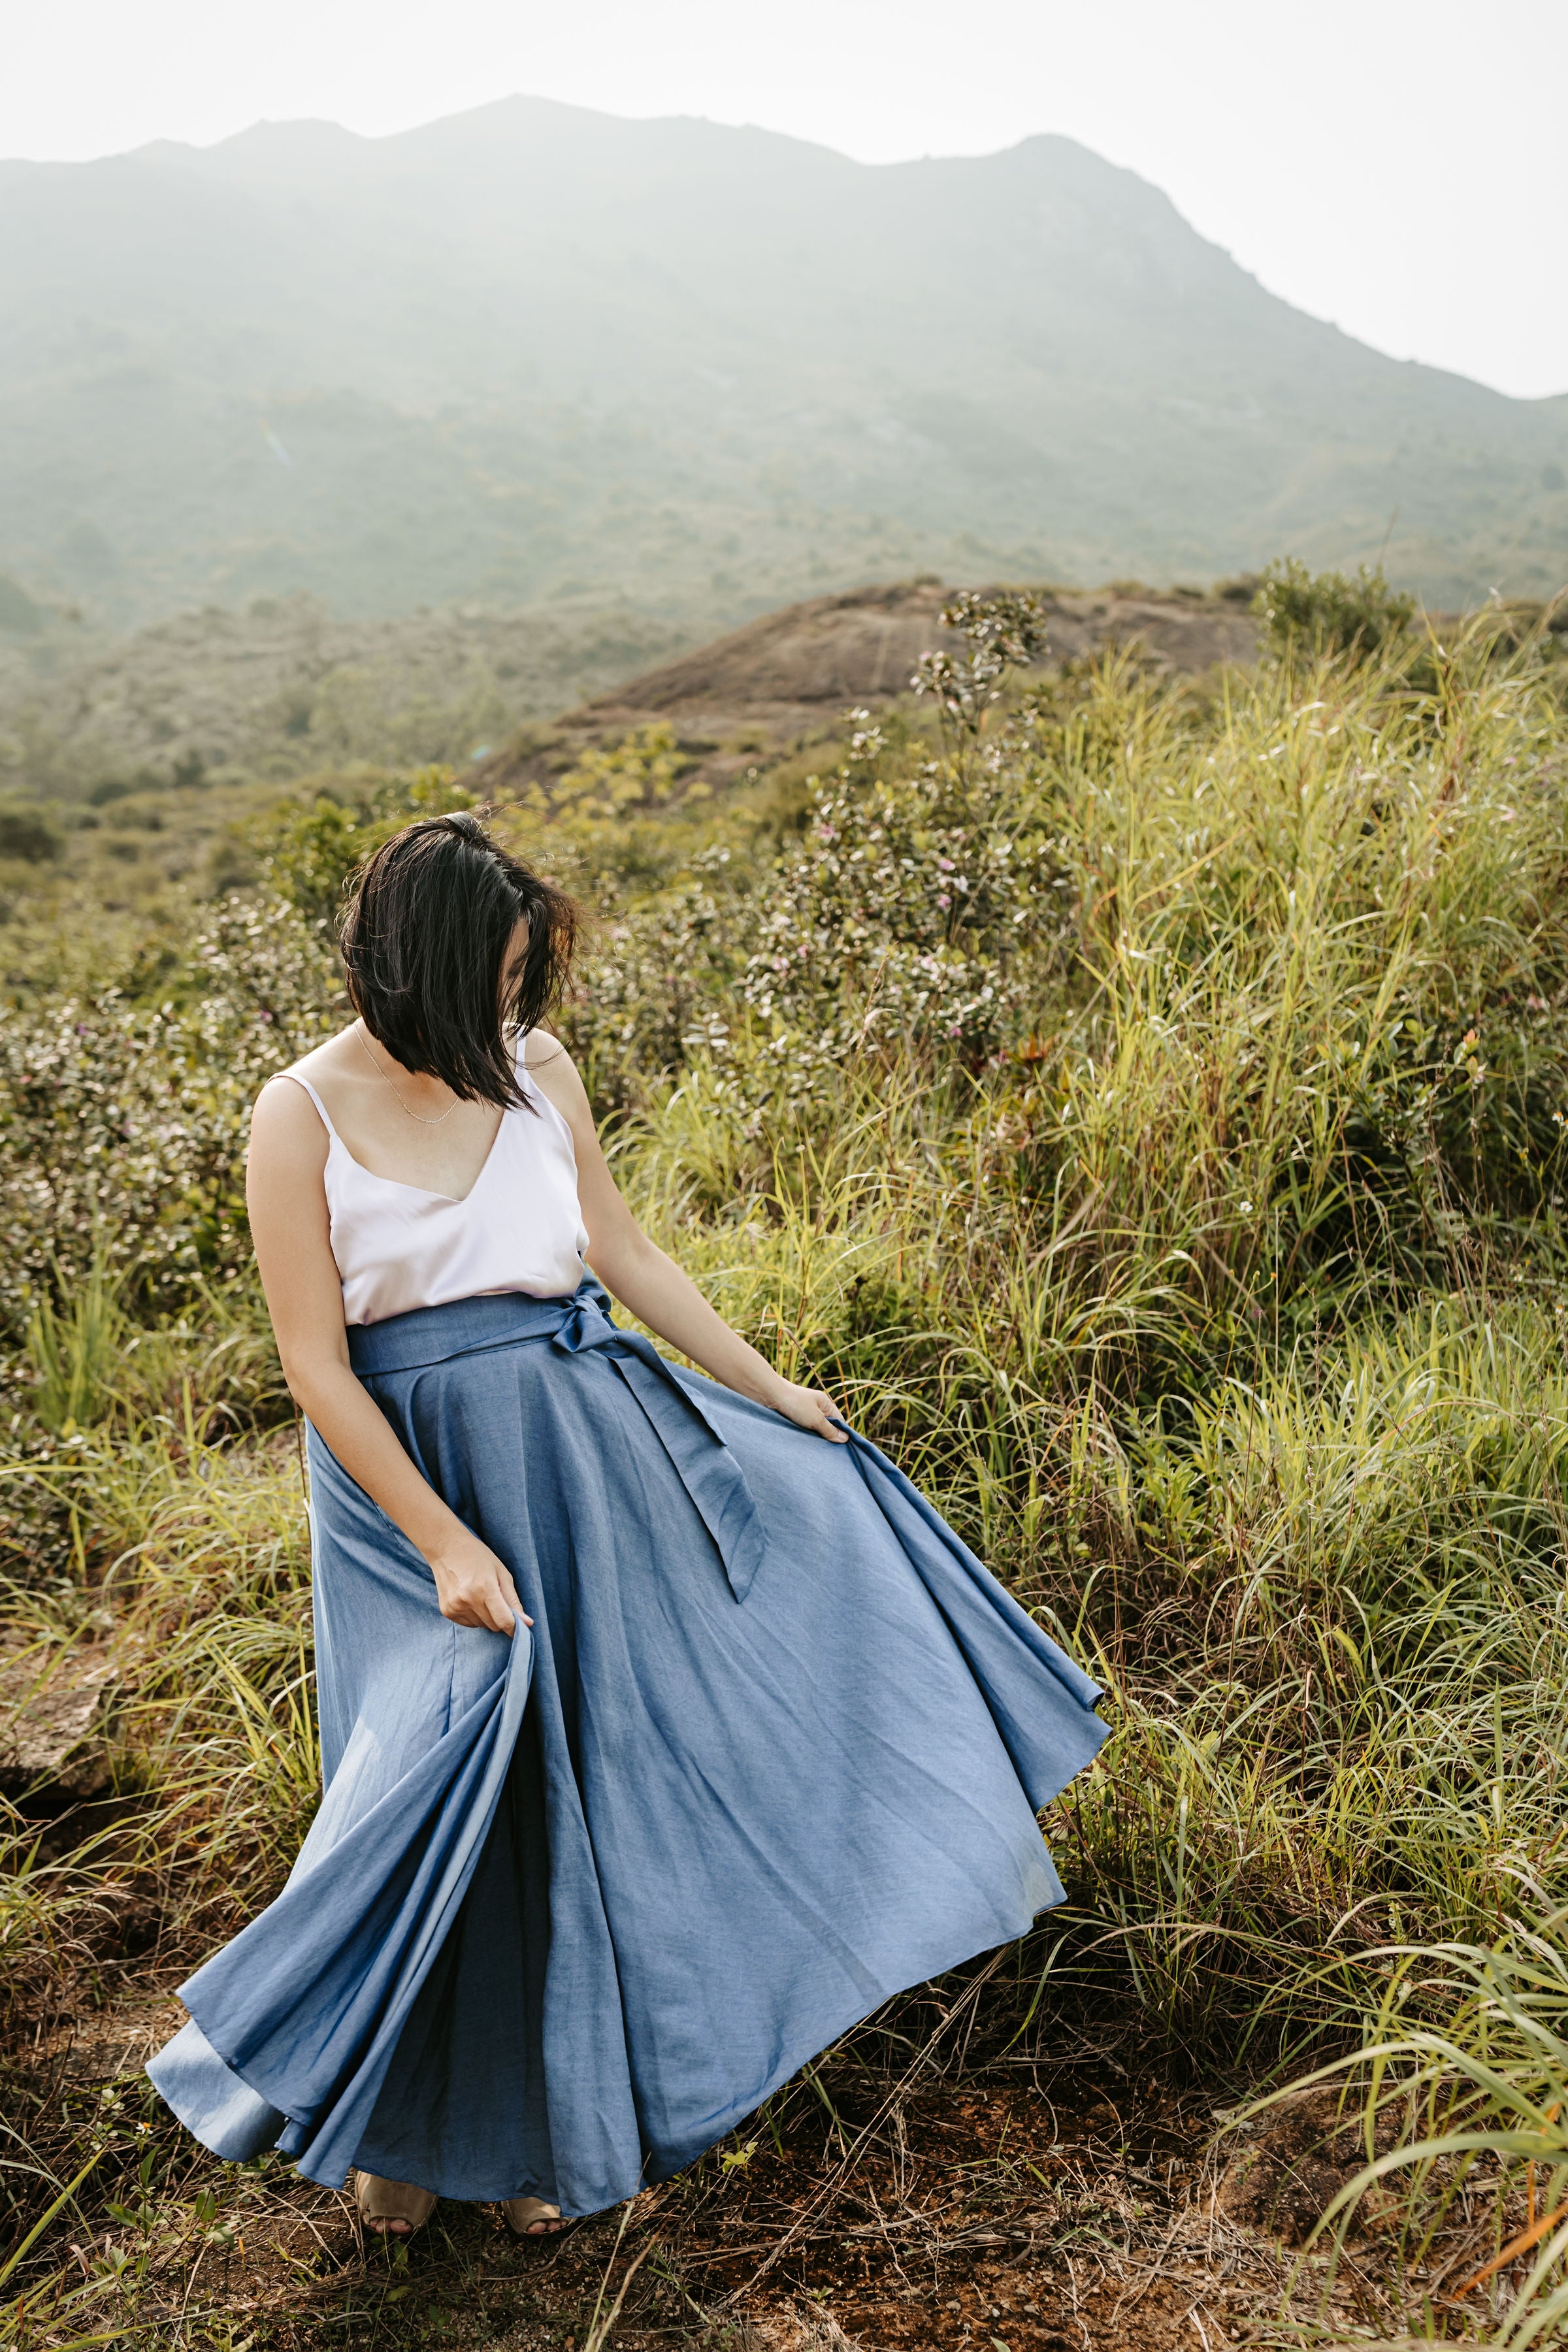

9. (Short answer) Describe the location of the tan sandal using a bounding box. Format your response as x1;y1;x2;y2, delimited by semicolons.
351;2169;436;2236
501;2195;572;2238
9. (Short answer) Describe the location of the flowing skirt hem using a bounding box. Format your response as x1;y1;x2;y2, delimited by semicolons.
150;1868;1066;2207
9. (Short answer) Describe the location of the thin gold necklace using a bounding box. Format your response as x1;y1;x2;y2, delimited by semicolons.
353;1022;459;1125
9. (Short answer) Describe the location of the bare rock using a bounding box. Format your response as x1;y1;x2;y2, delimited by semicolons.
0;1639;123;1799
474;575;1262;806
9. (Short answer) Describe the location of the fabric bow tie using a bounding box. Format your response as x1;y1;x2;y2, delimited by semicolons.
548;1287;768;1603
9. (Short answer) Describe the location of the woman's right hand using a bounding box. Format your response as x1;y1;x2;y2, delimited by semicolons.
427;1528;530;1634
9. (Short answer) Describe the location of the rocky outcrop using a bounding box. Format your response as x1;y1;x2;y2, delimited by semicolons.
589;578;1259;728
0;1638;123;1801
472;577;1261;805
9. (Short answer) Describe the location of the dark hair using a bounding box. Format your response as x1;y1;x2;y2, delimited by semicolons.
339;813;578;1108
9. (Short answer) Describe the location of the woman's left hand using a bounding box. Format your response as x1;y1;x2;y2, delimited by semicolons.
768;1379;851;1443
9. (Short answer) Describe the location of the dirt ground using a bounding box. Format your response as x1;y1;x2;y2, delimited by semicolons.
2;1988;1447;2352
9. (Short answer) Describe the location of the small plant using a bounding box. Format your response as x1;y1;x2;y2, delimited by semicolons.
25;1247;125;1432
0;807;63;865
1267;1918;1568;2345
911;589;1049;752
1252;555;1416;663
555;723;693;814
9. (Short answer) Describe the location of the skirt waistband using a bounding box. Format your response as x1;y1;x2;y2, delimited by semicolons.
346;1280;613;1379
344;1279;768;1603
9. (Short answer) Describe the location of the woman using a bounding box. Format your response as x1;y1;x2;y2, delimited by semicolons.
148;812;1107;2239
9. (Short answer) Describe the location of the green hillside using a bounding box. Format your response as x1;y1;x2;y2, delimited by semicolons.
0;591;686;796
5;595;1568;2341
1;99;1565;629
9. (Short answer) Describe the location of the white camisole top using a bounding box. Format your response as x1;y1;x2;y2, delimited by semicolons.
281;1047;590;1327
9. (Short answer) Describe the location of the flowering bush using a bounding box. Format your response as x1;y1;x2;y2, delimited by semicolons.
735;757;1067;1066
559;665;1074;1115
0;900;343;1328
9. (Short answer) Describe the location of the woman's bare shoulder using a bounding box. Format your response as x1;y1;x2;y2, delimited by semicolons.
253;1029;357;1113
250;1073;328;1164
521;1024;576;1073
272;1026;361;1084
521;1028;591;1119
250;1028;358;1158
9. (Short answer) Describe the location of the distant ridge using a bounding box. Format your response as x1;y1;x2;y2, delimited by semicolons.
0;98;1563;629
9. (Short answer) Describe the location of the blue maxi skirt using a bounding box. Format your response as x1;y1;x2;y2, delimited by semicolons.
148;1281;1108;2215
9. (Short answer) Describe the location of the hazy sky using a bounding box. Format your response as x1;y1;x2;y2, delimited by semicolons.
8;0;1565;402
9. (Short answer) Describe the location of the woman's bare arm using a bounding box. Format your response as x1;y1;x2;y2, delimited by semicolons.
246;1078;530;1633
527;1038;847;1444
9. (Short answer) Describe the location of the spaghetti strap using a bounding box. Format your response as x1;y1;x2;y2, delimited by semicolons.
274;1070;341;1143
255;1046;590;1322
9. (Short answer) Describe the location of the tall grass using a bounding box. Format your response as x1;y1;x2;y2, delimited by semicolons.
2;611;1567;2334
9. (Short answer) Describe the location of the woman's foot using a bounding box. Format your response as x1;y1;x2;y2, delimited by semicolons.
351;2170;436;2237
501;2196;569;2237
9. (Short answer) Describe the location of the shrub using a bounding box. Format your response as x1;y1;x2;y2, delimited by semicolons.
0;898;344;1329
0;806;63;864
1252;556;1417;663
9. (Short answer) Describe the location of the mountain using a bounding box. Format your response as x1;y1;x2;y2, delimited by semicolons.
1;98;1565;629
